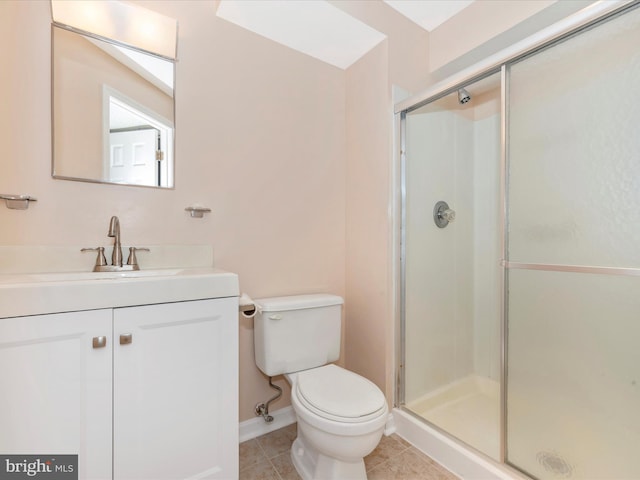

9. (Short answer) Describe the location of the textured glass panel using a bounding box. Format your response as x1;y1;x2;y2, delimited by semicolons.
508;6;640;267
507;269;640;479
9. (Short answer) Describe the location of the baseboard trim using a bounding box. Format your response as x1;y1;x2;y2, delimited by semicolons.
239;406;297;443
384;412;396;436
239;407;396;443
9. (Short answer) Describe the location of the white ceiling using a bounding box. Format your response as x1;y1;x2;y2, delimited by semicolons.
216;0;475;70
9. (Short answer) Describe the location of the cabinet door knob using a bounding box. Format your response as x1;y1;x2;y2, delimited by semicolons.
119;333;133;345
92;336;107;349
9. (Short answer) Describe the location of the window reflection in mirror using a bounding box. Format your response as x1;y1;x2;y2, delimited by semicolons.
52;25;175;188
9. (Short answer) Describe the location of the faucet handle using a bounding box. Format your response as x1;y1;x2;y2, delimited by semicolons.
81;247;107;269
127;247;150;268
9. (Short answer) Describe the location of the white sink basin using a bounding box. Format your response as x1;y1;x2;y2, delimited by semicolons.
0;267;239;318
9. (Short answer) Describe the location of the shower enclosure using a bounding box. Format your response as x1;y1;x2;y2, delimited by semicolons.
397;2;640;478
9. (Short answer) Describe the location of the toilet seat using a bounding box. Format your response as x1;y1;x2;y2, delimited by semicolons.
294;365;387;423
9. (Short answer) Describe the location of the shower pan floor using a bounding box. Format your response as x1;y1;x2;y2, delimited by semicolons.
407;375;500;460
408;379;640;478
507;386;640;479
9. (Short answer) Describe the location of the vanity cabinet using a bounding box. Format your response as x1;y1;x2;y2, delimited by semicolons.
0;297;238;480
0;309;113;478
113;298;238;480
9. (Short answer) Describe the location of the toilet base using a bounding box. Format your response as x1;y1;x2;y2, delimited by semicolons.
291;435;367;480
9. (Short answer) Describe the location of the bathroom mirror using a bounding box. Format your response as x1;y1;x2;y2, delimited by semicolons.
51;3;177;188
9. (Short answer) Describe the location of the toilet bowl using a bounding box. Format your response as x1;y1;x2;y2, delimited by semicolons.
253;294;388;479
286;365;388;480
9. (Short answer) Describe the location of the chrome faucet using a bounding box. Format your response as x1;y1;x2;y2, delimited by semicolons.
108;216;123;267
81;216;149;271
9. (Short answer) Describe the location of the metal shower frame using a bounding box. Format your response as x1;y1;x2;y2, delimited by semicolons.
394;0;639;475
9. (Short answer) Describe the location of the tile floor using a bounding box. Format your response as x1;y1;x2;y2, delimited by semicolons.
239;423;459;479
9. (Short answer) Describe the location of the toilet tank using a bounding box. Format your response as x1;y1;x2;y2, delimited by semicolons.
254;294;343;377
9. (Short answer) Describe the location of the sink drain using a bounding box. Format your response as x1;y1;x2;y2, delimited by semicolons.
536;451;573;477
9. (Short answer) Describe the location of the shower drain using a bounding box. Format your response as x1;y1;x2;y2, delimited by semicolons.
536;451;574;478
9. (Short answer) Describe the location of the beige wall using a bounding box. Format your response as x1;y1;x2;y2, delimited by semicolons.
329;1;431;406
0;0;346;422
345;40;393;399
429;0;556;72
330;0;431;92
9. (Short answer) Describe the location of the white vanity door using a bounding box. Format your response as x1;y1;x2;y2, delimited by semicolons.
113;298;238;480
0;309;113;480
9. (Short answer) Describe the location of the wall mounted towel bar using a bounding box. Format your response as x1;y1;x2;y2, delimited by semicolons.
0;194;37;210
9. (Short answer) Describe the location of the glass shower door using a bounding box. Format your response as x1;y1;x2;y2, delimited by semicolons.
402;72;502;460
506;5;640;478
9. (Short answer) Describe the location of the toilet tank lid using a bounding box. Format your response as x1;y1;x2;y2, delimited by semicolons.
255;294;343;312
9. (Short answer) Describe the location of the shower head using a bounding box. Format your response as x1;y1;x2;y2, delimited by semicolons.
458;88;471;104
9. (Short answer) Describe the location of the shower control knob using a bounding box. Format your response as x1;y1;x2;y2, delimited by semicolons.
433;201;456;228
441;209;456;223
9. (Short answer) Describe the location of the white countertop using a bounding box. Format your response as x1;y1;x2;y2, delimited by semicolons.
0;246;239;317
0;267;239;318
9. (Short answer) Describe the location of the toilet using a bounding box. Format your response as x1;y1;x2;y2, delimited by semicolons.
254;294;388;480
